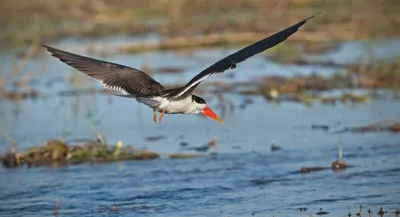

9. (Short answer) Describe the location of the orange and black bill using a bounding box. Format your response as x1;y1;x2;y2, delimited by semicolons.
202;107;224;124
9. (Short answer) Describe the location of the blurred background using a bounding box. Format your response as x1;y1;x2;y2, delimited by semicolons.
1;0;400;216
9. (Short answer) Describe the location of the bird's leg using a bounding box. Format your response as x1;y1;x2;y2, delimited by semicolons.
159;109;166;123
153;109;157;124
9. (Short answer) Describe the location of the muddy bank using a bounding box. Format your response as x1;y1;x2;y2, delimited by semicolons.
1;0;399;50
115;31;334;54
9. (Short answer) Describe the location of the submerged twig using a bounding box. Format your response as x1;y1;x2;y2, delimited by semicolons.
53;199;60;215
339;134;343;161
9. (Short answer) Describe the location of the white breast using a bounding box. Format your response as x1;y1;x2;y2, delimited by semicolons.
137;95;198;114
157;96;197;114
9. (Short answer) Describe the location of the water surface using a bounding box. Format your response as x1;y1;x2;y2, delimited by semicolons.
1;38;399;217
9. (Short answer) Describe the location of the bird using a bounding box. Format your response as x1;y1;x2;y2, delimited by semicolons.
42;12;321;124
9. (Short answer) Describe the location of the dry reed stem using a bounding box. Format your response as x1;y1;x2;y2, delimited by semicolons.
0;128;19;150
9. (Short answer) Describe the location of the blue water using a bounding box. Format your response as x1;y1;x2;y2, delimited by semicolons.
0;38;400;216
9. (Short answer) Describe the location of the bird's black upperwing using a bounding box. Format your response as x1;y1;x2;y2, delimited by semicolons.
166;12;321;100
43;45;164;97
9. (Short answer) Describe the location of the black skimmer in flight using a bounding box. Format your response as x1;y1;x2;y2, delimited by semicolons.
42;13;320;124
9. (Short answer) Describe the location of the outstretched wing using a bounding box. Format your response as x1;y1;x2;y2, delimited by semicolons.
166;12;321;99
43;45;164;97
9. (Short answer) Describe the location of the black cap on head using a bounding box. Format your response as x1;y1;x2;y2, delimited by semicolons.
192;95;206;104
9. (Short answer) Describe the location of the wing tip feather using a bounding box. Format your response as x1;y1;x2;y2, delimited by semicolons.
305;12;322;22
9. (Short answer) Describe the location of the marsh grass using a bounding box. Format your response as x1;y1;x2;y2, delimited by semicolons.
0;128;19;152
0;128;21;166
0;40;46;101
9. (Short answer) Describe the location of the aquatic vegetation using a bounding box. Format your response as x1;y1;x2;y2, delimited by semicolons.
334;119;400;134
0;138;210;168
377;207;388;216
299;134;351;174
331;160;347;171
331;134;348;171
270;144;281;152
169;153;204;159
299;166;328;174
316;208;330;215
